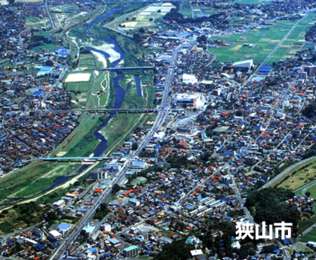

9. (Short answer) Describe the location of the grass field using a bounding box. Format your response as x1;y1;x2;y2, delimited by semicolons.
179;0;218;18
25;16;49;29
209;12;316;64
0;162;80;202
278;161;316;192
277;159;316;237
179;0;192;18
54;52;109;158
300;227;316;242
101;73;155;153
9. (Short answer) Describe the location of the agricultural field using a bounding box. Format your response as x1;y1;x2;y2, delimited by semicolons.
209;12;316;64
179;0;192;18
179;0;269;18
105;3;175;34
51;3;93;30
179;0;217;18
25;16;49;29
31;30;61;52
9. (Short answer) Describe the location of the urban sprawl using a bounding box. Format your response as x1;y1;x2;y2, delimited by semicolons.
1;0;316;259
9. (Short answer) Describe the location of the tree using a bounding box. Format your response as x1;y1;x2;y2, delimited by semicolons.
78;230;89;244
111;183;121;194
166;154;189;168
139;27;146;34
302;102;316;119
199;220;235;257
132;142;138;150
133;32;143;43
94;203;110;220
245;188;300;232
197;35;207;45
155;239;192;260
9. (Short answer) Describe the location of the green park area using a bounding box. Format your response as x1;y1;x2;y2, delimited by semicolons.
278;161;316;192
209;12;316;64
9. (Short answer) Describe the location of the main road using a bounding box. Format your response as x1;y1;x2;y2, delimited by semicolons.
49;44;183;260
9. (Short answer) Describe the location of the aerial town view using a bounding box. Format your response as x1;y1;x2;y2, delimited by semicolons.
1;0;316;259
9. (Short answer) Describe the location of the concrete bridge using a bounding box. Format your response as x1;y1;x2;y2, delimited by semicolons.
32;108;184;114
101;66;155;72
36;157;106;162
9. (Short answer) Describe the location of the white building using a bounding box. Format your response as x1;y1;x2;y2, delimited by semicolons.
175;93;206;109
233;59;254;72
182;74;198;84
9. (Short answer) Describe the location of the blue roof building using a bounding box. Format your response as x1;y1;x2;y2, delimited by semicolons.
56;48;71;58
258;64;272;75
36;66;53;77
57;223;72;234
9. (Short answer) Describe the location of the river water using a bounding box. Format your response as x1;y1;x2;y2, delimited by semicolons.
85;7;128;157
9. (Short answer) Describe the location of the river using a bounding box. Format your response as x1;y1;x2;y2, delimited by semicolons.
47;7;135;190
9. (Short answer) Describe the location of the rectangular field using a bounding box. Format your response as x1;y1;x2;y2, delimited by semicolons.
106;3;175;33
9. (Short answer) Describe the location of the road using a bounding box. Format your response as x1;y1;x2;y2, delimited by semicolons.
49;44;182;260
44;0;56;30
230;173;254;223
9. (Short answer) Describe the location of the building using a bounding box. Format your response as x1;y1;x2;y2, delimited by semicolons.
232;59;254;73
123;245;140;257
131;159;146;169
175;93;206;109
182;73;198;84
